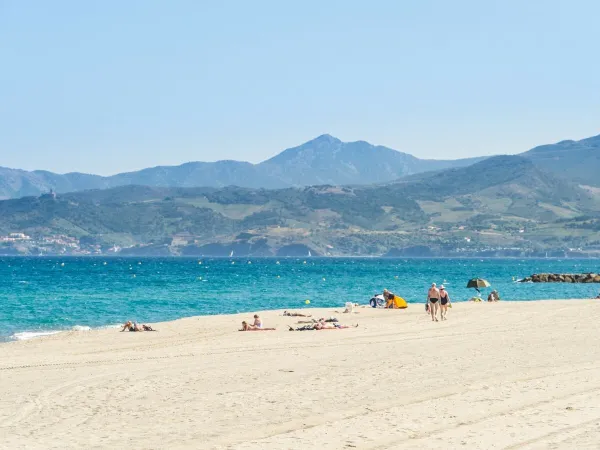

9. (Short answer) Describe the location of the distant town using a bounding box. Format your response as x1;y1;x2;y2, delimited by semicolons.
1;230;597;258
0;232;121;256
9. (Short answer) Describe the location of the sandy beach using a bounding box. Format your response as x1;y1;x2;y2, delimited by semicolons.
2;300;600;449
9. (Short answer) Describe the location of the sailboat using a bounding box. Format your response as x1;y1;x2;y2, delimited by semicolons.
308;250;312;257
230;250;234;258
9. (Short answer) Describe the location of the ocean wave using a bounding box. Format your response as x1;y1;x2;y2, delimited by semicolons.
11;330;62;341
10;324;97;341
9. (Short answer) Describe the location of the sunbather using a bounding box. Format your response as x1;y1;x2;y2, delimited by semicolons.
288;320;358;331
283;311;312;317
296;317;338;324
315;321;356;330
239;321;276;331
120;321;156;332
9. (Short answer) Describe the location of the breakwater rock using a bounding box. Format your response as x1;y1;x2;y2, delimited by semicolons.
520;273;600;283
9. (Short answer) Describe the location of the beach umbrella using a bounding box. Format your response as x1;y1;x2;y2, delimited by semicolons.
466;278;490;294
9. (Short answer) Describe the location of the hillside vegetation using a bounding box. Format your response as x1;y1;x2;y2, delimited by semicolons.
521;134;600;187
2;156;599;256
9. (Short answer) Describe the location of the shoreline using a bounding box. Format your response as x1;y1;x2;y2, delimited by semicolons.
2;298;593;344
3;254;600;260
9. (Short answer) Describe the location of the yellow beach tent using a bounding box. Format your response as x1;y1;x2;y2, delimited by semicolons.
386;295;408;309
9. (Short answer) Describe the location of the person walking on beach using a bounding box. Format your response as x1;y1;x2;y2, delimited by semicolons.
439;285;450;320
428;283;440;322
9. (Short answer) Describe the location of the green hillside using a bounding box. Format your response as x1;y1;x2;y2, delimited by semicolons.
1;155;599;256
521;134;600;187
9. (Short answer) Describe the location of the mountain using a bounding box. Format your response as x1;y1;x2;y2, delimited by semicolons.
0;135;484;199
259;134;484;186
393;155;583;201
108;160;281;189
521;134;600;186
3;132;599;200
0;167;108;200
2;155;599;256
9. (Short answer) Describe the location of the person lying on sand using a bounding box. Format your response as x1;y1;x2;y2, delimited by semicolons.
296;317;338;324
283;311;312;317
120;321;156;332
121;321;135;332
239;321;276;331
288;320;358;331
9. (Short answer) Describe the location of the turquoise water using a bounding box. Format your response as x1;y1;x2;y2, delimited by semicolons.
1;257;599;341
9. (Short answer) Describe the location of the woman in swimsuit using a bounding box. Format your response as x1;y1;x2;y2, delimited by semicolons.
252;315;263;329
439;285;450;320
240;321;276;331
427;283;440;322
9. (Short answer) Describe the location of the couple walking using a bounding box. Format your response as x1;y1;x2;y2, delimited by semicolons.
427;283;450;322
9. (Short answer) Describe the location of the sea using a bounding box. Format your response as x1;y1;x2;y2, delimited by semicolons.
1;257;599;342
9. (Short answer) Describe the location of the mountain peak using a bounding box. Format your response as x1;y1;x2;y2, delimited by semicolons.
308;134;341;144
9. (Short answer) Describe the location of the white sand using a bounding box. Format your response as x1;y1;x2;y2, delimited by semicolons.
2;300;600;449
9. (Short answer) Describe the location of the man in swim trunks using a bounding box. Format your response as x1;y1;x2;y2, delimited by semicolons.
427;283;440;322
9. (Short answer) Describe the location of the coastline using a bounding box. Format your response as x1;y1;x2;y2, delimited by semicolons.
2;298;593;344
3;255;600;259
3;300;600;448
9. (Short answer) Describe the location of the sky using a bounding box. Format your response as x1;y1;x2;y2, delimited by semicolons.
1;0;599;175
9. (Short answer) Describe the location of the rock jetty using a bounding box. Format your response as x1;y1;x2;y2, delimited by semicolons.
520;273;600;283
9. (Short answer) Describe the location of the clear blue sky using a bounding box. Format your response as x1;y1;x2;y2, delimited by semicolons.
1;0;599;175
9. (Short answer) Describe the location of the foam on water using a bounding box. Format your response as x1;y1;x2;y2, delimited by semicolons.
11;330;62;341
11;325;97;341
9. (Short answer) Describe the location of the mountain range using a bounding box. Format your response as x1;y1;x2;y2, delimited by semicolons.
2;154;599;256
3;133;599;201
1;134;487;199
